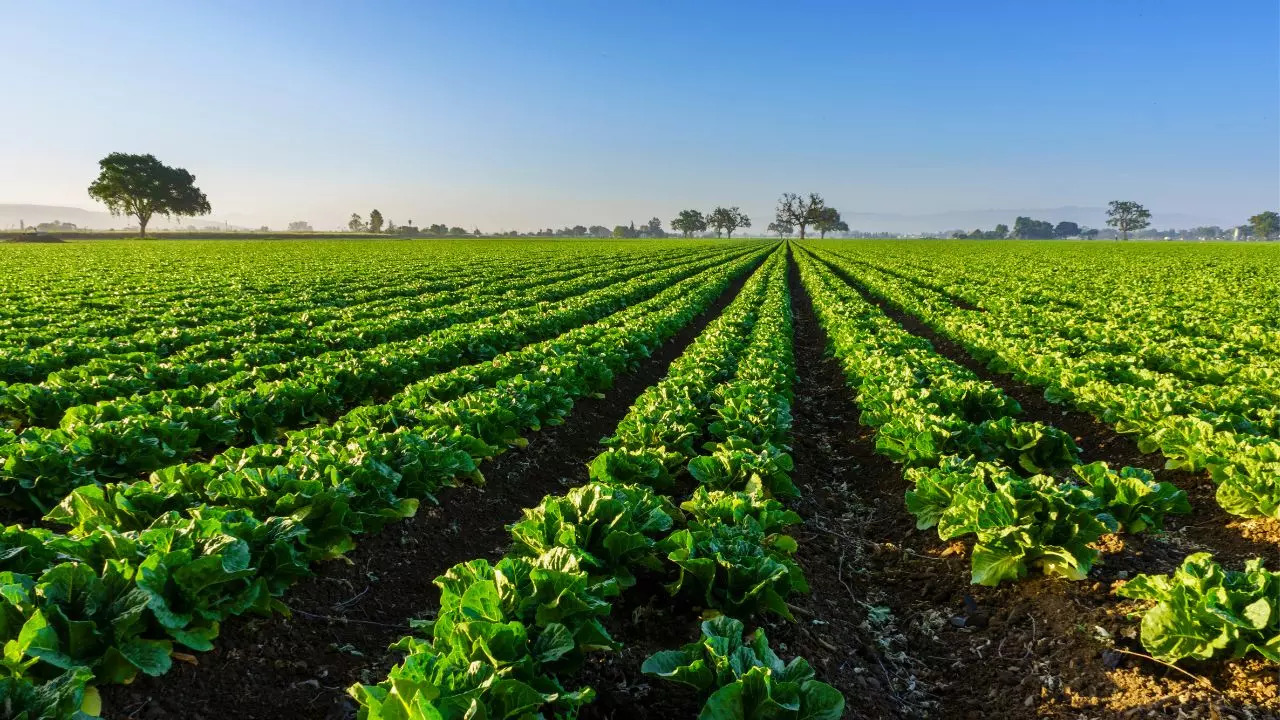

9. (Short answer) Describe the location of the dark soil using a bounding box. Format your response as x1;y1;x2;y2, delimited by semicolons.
99;267;758;720
800;250;1280;719
573;573;708;720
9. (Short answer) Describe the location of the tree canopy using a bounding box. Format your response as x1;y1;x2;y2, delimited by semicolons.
812;206;848;238
1106;200;1152;240
1249;211;1278;241
1011;216;1056;239
1053;221;1081;238
775;193;826;240
707;206;750;238
671;209;708;238
767;220;792;239
86;152;211;237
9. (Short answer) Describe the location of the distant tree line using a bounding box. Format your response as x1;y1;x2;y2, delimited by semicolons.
77;154;1278;242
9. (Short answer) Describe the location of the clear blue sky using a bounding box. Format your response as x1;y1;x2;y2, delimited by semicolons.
4;0;1277;231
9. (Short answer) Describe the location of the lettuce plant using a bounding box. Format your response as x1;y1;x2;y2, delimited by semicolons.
0;667;100;720
1071;461;1189;533
917;462;1113;586
679;488;802;536
1117;552;1279;663
641;616;844;720
660;519;807;619
507;483;676;588
687;438;798;500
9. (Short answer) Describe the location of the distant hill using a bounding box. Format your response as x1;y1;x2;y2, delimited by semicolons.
0;204;246;231
0;204;118;230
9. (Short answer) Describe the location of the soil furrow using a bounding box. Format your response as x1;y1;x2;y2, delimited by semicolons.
99;266;758;720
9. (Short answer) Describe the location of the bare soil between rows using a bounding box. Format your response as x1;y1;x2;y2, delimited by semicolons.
100;265;758;720
802;249;1279;719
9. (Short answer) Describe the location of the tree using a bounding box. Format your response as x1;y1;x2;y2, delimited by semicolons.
644;217;666;238
287;221;313;232
707;206;750;239
86;152;211;237
992;223;1009;239
1081;227;1099;240
775;193;826;240
449;226;467;235
368;209;384;233
587;225;610;238
1106;201;1151;240
1249;211;1278;241
348;213;364;232
1012;216;1056;239
767;220;792;239
570;225;588;236
813;207;848;239
671;209;708;238
1053;221;1081;238
612;225;631;238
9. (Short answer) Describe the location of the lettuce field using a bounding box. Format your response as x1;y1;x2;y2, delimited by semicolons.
0;238;1276;720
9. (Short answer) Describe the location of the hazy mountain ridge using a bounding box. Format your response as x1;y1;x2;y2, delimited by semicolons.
0;204;246;231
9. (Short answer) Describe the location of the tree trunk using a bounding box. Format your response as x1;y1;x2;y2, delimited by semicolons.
137;213;150;237
798;224;806;241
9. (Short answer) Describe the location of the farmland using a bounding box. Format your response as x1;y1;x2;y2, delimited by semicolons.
0;238;1276;720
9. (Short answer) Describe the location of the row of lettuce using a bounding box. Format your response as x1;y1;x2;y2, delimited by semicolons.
0;250;631;421
0;249;698;422
841;240;1280;384
349;248;847;719
810;243;1280;521
0;248;755;518
792;245;1278;666
0;247;775;718
0;244;636;382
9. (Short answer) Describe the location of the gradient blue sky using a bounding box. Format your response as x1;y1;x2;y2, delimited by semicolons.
4;0;1277;231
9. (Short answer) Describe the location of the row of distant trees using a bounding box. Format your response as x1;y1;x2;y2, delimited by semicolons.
949;202;1279;241
953;201;1149;240
670;195;853;240
345;211;475;236
77;153;1280;241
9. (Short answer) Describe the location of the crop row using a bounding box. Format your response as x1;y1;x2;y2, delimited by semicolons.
0;247;758;516
0;246;735;387
808;244;1280;519
793;246;1278;666
838;250;1280;409
0;240;674;329
0;246;739;429
0;247;771;718
837;241;1280;357
350;249;846;719
0;249;535;348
